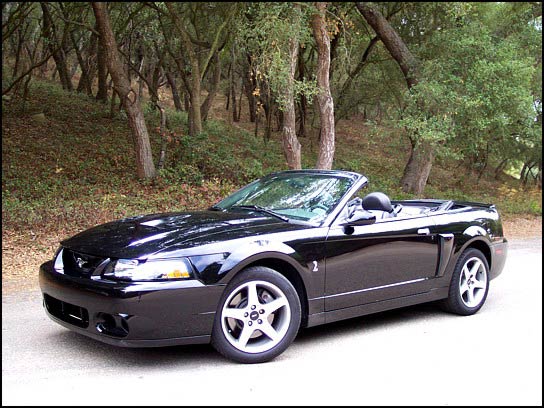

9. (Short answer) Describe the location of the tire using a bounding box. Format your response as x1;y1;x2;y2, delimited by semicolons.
211;266;301;363
441;248;490;315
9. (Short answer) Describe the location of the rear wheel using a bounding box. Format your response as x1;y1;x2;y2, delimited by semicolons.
211;266;301;363
441;248;490;315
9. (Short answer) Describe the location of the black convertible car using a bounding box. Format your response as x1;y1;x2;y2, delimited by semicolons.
40;170;508;363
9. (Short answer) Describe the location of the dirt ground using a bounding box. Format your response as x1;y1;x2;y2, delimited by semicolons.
501;214;542;239
2;214;540;296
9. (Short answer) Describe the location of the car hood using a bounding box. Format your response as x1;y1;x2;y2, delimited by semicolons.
61;210;297;259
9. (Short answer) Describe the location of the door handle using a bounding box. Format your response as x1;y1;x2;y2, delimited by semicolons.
417;228;431;235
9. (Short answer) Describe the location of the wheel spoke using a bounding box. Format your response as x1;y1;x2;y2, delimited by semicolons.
462;266;471;281
469;260;481;278
222;307;246;321
466;287;475;305
246;282;260;307
263;296;288;315
259;321;279;342
237;324;255;347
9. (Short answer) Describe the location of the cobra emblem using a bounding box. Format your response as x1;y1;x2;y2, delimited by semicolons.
76;257;88;268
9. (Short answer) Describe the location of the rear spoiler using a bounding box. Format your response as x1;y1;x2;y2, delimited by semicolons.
453;200;496;210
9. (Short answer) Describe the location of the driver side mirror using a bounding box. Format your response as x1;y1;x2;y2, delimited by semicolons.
341;211;376;227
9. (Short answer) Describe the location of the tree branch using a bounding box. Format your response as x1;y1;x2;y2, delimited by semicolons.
2;49;56;95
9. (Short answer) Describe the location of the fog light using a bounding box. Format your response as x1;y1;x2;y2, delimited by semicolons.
96;312;129;338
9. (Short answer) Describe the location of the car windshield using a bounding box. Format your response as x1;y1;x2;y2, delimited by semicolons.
213;173;355;224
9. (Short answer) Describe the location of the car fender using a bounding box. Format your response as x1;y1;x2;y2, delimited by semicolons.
441;227;493;282
189;239;308;286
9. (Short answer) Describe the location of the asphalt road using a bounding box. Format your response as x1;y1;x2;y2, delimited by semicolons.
2;238;542;406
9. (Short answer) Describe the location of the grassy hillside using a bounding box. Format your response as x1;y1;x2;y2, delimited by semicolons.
2;80;541;291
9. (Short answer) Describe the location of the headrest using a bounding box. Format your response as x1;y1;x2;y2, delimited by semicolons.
361;192;393;213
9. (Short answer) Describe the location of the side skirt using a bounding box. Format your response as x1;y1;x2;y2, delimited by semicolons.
305;287;449;328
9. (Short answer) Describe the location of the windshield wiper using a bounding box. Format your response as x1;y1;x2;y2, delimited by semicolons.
209;205;225;212
230;205;289;222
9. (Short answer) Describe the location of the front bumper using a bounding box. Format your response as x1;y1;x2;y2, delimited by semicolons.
39;260;225;347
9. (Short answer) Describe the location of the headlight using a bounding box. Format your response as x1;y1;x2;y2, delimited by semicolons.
102;258;194;281
54;247;64;273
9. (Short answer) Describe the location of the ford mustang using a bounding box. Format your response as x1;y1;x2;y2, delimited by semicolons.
39;170;508;363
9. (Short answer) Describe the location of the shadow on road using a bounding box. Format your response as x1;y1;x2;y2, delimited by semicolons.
44;301;450;366
46;330;223;366
296;301;445;343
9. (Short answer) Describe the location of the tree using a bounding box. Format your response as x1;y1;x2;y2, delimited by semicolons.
282;16;302;170
356;2;434;194
163;2;236;136
92;2;156;180
40;2;73;91
312;2;335;170
239;3;317;167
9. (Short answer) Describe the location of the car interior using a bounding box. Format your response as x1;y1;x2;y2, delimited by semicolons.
337;191;457;225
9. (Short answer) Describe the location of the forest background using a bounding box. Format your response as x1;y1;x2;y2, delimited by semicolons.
2;2;541;292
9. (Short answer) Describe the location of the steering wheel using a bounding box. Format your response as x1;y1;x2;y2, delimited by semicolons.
310;203;329;214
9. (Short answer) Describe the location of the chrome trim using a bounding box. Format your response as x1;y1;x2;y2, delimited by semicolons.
325;278;427;299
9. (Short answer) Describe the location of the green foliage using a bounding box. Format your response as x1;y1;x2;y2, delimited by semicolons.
239;2;318;110
396;4;539;167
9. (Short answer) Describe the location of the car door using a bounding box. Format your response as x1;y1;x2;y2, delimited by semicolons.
324;212;440;312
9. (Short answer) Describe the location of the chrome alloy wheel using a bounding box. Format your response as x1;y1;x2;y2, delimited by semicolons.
220;280;291;354
459;257;488;308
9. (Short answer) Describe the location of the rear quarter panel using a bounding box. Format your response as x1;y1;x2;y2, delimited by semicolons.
430;205;507;285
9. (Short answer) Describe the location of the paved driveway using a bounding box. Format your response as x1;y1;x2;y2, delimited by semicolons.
2;238;542;405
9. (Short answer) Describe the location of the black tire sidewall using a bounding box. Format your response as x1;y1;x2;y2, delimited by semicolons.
446;248;490;315
211;266;301;363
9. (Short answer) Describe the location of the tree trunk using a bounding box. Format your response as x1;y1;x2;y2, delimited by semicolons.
356;3;419;89
231;75;238;123
237;82;243;122
70;31;91;94
165;3;203;135
281;35;302;170
92;2;156;180
520;162;529;186
400;140;434;195
201;51;221;122
95;18;108;102
244;54;257;122
82;30;98;95
537;160;542;190
494;158;508;180
229;47;238;122
188;74;203;135
166;72;183;111
40;2;72;91
357;2;432;194
297;45;307;138
312;2;335;170
12;28;24;79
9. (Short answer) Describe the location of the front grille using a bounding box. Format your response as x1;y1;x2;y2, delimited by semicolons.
62;249;106;278
43;294;89;328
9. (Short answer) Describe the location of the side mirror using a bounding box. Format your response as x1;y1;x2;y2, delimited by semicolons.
342;211;376;227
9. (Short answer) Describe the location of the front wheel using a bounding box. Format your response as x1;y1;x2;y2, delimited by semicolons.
211;266;301;363
441;248;490;315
